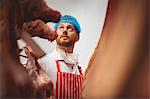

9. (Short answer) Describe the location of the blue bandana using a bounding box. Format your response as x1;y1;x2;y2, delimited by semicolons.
54;15;81;34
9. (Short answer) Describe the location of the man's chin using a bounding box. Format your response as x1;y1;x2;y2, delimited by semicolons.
61;41;70;45
58;42;72;47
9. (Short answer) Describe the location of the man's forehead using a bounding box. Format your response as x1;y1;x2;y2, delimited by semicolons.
58;22;74;27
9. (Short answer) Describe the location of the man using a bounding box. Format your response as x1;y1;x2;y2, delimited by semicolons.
37;15;83;98
38;15;83;99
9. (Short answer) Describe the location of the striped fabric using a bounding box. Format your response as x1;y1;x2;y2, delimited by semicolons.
54;60;83;99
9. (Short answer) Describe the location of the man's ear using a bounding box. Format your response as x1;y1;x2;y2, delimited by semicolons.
75;34;80;42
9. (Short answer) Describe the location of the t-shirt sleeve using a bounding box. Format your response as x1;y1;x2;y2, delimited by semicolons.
37;54;57;89
38;54;50;71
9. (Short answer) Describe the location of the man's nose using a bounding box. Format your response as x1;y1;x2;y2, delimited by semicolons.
62;29;67;35
63;31;67;35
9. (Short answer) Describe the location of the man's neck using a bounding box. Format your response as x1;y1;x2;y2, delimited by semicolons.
56;44;74;53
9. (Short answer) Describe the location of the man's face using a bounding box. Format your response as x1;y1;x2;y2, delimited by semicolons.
56;22;79;47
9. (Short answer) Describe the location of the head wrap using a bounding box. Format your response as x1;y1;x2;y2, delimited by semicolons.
54;15;81;34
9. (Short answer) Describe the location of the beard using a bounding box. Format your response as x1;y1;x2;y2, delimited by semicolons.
56;37;75;47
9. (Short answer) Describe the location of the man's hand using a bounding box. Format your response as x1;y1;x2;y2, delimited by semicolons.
23;19;58;41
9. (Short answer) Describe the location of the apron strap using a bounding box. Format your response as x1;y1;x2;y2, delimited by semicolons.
78;66;83;76
56;60;60;72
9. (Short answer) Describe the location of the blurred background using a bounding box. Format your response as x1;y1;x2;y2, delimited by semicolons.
1;0;149;98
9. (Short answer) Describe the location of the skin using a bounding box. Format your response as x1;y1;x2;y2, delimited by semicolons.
55;22;79;53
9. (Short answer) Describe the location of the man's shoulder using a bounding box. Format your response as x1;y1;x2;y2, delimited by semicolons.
38;52;55;62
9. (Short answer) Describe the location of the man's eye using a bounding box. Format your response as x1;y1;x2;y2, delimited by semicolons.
67;26;74;31
59;26;64;29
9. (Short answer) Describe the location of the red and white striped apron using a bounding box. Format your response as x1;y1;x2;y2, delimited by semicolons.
54;60;83;99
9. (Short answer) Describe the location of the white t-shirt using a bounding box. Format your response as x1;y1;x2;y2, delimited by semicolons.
38;49;82;90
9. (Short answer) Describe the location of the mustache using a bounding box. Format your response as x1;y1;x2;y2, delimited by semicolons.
60;35;69;39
